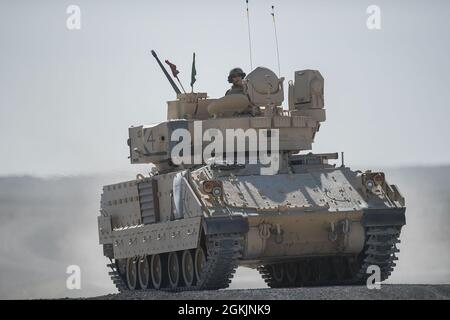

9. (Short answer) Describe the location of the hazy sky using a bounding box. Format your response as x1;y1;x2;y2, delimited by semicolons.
1;0;449;176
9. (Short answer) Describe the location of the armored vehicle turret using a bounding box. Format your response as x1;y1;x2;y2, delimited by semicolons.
97;62;405;291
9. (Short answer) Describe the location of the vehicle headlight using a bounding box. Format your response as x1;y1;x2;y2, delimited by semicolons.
365;179;375;190
362;171;385;191
212;186;223;197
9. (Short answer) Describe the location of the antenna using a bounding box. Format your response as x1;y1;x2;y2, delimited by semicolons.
245;0;253;71
271;5;281;77
151;50;181;95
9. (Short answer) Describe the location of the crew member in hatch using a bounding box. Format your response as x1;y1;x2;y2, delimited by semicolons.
225;67;246;95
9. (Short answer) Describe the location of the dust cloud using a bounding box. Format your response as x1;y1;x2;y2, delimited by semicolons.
0;167;448;299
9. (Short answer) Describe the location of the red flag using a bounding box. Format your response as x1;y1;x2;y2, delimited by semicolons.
165;60;179;78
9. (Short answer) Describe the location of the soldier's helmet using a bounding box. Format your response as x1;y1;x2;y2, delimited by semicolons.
228;67;246;83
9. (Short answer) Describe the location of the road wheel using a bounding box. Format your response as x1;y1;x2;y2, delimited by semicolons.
194;247;207;283
126;257;138;290
182;250;195;287
151;254;166;289
138;255;152;289
285;262;298;286
272;263;285;284
167;252;180;289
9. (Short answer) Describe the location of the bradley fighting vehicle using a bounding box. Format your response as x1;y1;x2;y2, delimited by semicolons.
97;51;406;291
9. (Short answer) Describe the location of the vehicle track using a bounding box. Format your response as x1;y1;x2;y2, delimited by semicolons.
107;233;243;292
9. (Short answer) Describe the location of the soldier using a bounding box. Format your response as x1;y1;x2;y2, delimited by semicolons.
225;67;246;95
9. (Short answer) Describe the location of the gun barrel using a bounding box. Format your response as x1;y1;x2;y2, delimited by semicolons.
151;50;181;95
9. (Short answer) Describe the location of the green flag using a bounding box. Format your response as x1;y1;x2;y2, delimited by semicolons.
190;52;196;91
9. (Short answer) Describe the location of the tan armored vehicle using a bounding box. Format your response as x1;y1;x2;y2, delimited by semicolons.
97;55;406;291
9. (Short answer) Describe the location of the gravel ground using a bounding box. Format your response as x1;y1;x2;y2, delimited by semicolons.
90;285;450;300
